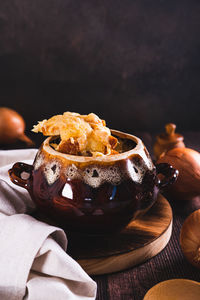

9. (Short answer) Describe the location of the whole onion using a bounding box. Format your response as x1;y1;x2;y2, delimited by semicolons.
0;107;34;145
157;147;200;201
180;209;200;269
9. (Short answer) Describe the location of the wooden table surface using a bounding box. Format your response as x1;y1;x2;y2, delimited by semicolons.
2;131;200;299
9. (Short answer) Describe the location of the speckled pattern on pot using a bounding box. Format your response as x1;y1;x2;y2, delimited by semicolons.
9;130;178;234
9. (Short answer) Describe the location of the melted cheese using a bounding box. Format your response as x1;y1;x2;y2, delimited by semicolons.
32;112;118;156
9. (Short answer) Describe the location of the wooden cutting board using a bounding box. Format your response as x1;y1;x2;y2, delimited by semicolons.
67;194;172;275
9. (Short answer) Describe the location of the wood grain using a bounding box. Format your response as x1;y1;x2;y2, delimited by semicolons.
67;194;172;275
143;279;200;300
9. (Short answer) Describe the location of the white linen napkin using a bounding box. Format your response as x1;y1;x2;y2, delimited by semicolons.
0;149;97;300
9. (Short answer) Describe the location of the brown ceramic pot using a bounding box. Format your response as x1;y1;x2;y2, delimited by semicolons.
9;130;178;234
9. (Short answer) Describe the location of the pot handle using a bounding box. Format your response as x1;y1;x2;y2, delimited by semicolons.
8;162;33;190
155;163;179;189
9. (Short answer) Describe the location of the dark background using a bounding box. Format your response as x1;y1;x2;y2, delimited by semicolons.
0;0;200;145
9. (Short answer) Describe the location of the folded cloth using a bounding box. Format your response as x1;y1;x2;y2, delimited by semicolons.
0;149;97;300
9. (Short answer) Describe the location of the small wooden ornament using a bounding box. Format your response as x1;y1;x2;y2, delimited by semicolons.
153;123;185;159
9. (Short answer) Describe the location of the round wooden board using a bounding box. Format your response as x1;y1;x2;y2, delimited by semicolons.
67;194;172;275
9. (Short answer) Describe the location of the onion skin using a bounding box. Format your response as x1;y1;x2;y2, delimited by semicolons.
0;107;34;146
180;209;200;269
157;147;200;201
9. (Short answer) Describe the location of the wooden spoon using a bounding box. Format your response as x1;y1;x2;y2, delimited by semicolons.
143;279;200;300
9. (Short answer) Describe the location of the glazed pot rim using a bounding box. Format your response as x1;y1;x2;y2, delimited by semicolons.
42;129;148;163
